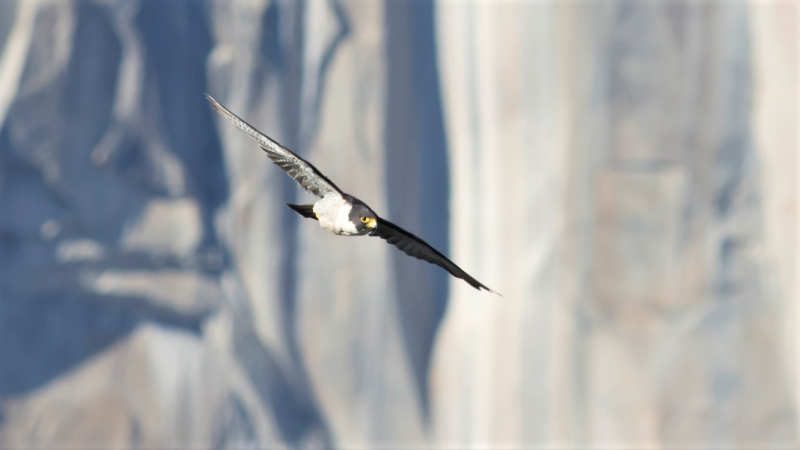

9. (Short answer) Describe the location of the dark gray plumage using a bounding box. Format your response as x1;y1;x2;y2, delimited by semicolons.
206;94;496;293
368;219;495;292
206;94;341;198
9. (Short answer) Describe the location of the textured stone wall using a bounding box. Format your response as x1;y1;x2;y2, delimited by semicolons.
432;2;798;447
0;1;796;448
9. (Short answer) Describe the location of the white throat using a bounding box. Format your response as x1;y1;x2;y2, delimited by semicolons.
313;195;359;235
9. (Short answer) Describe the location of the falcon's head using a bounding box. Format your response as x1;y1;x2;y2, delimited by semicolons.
349;203;378;233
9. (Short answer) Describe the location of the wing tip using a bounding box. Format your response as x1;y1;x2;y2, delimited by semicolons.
463;273;499;295
204;93;222;111
466;276;501;296
476;284;502;296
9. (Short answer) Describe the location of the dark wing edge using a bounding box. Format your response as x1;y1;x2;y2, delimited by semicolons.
205;94;342;198
370;218;500;295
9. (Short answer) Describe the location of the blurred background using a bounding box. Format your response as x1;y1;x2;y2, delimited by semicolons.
0;0;797;448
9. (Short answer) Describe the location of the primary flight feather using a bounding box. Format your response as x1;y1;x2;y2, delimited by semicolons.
206;94;496;293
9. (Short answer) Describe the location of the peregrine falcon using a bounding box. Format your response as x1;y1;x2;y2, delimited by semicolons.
206;94;496;293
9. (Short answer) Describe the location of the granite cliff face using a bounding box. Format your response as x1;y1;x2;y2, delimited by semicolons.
0;1;797;448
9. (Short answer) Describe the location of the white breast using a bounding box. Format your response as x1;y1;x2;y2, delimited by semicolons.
313;194;359;235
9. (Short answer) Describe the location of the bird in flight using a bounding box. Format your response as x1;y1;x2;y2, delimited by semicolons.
206;94;496;293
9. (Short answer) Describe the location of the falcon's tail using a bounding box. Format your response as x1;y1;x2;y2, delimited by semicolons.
286;204;318;220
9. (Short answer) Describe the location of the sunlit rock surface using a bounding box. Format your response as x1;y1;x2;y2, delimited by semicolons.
0;1;796;448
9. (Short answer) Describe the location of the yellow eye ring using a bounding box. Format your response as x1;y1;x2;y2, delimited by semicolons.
360;216;369;223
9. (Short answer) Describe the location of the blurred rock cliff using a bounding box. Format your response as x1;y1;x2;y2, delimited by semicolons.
0;0;797;448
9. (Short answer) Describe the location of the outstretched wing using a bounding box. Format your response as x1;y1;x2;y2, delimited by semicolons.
206;94;342;198
370;218;498;294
